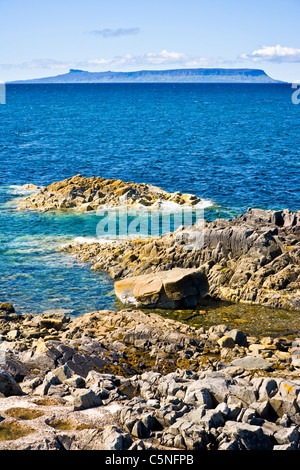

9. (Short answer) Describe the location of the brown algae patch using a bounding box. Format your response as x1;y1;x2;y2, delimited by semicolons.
46;418;76;431
46;418;97;431
33;397;65;407
5;407;45;420
152;302;300;339
0;422;35;441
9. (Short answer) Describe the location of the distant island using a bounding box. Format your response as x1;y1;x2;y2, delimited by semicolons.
10;68;284;84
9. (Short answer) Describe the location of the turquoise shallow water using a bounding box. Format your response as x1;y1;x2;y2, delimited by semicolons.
0;186;116;315
0;83;299;318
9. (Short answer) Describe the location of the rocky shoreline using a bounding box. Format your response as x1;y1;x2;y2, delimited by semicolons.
18;175;300;311
2;302;300;450
2;175;299;451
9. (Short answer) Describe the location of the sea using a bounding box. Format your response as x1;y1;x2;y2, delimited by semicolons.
0;83;299;336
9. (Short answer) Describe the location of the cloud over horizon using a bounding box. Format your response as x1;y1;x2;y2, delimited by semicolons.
4;46;300;73
241;45;300;63
0;50;229;73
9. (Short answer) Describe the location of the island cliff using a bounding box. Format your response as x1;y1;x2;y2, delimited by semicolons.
10;67;284;84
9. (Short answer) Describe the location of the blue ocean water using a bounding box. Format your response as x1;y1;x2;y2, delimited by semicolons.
0;83;299;316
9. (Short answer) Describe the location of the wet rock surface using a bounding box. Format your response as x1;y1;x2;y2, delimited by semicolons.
2;304;300;450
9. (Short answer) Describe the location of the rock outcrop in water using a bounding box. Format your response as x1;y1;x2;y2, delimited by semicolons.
18;174;202;211
1;303;300;450
63;207;300;311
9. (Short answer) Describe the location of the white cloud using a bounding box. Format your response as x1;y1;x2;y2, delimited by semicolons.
144;50;188;65
20;59;76;70
89;50;225;69
88;28;140;38
241;45;300;63
86;50;198;68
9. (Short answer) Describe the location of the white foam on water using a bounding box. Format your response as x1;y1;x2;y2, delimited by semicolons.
42;308;75;315
8;234;72;251
158;198;214;212
95;197;214;212
67;199;214;246
69;236;120;246
6;185;41;196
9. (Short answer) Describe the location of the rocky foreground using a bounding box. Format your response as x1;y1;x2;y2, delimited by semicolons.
2;302;300;450
63;207;300;311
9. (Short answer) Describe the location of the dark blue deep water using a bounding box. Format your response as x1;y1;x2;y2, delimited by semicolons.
0;83;299;316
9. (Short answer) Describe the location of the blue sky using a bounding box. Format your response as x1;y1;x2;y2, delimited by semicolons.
1;0;300;82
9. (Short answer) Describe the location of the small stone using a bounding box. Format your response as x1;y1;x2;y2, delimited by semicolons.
200;409;225;430
72;389;103;411
64;375;86;388
274;426;300;446
230;355;273;371
7;329;19;340
227;329;248;347
274;351;291;361
217;336;235;348
0;303;15;313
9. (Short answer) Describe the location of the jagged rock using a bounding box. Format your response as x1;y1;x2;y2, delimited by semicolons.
256;377;278;401
72;389;103;411
0;351;29;382
220;421;273;450
102;425;133;450
0;368;23;397
290;349;300;368
198;408;225;430
274;426;300;447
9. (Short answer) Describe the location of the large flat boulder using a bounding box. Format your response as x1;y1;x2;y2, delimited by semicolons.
114;268;209;308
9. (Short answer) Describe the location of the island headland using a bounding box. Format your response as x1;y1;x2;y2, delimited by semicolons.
9;67;284;84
